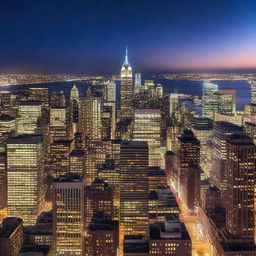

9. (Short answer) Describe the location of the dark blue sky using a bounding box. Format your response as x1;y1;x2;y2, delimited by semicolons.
0;0;256;74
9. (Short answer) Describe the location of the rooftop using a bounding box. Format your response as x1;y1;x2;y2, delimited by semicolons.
0;217;22;238
54;173;84;183
7;134;43;144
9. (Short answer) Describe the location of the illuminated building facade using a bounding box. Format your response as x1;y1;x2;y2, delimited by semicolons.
0;115;16;152
80;97;102;144
50;140;73;178
226;134;256;239
0;153;7;209
191;117;213;175
120;47;133;120
98;162;120;220
7;135;45;226
250;80;256;104
178;130;200;200
217;89;236;115
85;212;118;256
134;73;142;94
53;173;85;255
133;109;164;167
202;81;219;119
211;121;244;192
105;80;116;102
70;84;80;135
149;215;192;256
148;167;166;192
17;101;42;135
0;217;23;256
69;149;85;174
85;178;114;232
49;107;67;142
120;141;149;254
102;102;117;140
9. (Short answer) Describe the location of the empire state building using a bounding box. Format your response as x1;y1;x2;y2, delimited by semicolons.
120;46;133;120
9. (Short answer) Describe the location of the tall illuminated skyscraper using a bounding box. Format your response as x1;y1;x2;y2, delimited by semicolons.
80;97;102;144
120;46;133;120
49;107;67;142
133;109;163;167
105;80;116;102
178;130;200;202
0;153;7;209
0;115;16;152
134;73;142;94
202;82;218;119
7;135;45;226
211;121;244;192
70;84;80;135
119;141;149;254
250;80;256;104
217;89;236;115
17;101;42;135
53;173;85;255
226;134;256;239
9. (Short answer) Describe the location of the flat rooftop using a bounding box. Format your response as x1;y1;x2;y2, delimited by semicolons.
0;217;22;238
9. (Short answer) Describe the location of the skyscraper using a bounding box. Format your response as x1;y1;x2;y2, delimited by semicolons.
134;73;142;94
7;135;45;226
178;129;200;203
250;80;256;104
202;82;218;119
226;134;256;240
0;115;16;152
120;47;133;120
105;80;116;102
217;89;236;115
211;121;244;192
133;109;164;167
119;141;149;254
70;84;80;135
17;101;42;135
80;97;102;144
53;173;85;255
49;107;67;142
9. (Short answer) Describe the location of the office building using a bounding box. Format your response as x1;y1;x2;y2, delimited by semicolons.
0;114;16;152
211;121;244;193
0;217;23;256
149;215;192;256
217;89;236;115
49;107;67;142
17;101;42;135
85;178;114;232
7;135;45;226
80;97;102;144
0;153;7;209
69;149;85;174
85;212;118;256
191;117;213;176
226;134;256;239
250;80;256;104
53;173;85;255
178;130;200;200
50;140;73;178
134;73;142;94
105;80;116;102
202;82;218;119
120;141;149;254
133;109;164;167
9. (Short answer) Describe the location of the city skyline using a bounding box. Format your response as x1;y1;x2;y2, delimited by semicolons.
0;0;256;74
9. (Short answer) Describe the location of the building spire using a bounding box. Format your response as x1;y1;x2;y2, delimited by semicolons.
124;45;129;65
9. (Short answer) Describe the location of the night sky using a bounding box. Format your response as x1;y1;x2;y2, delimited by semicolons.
0;0;256;74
